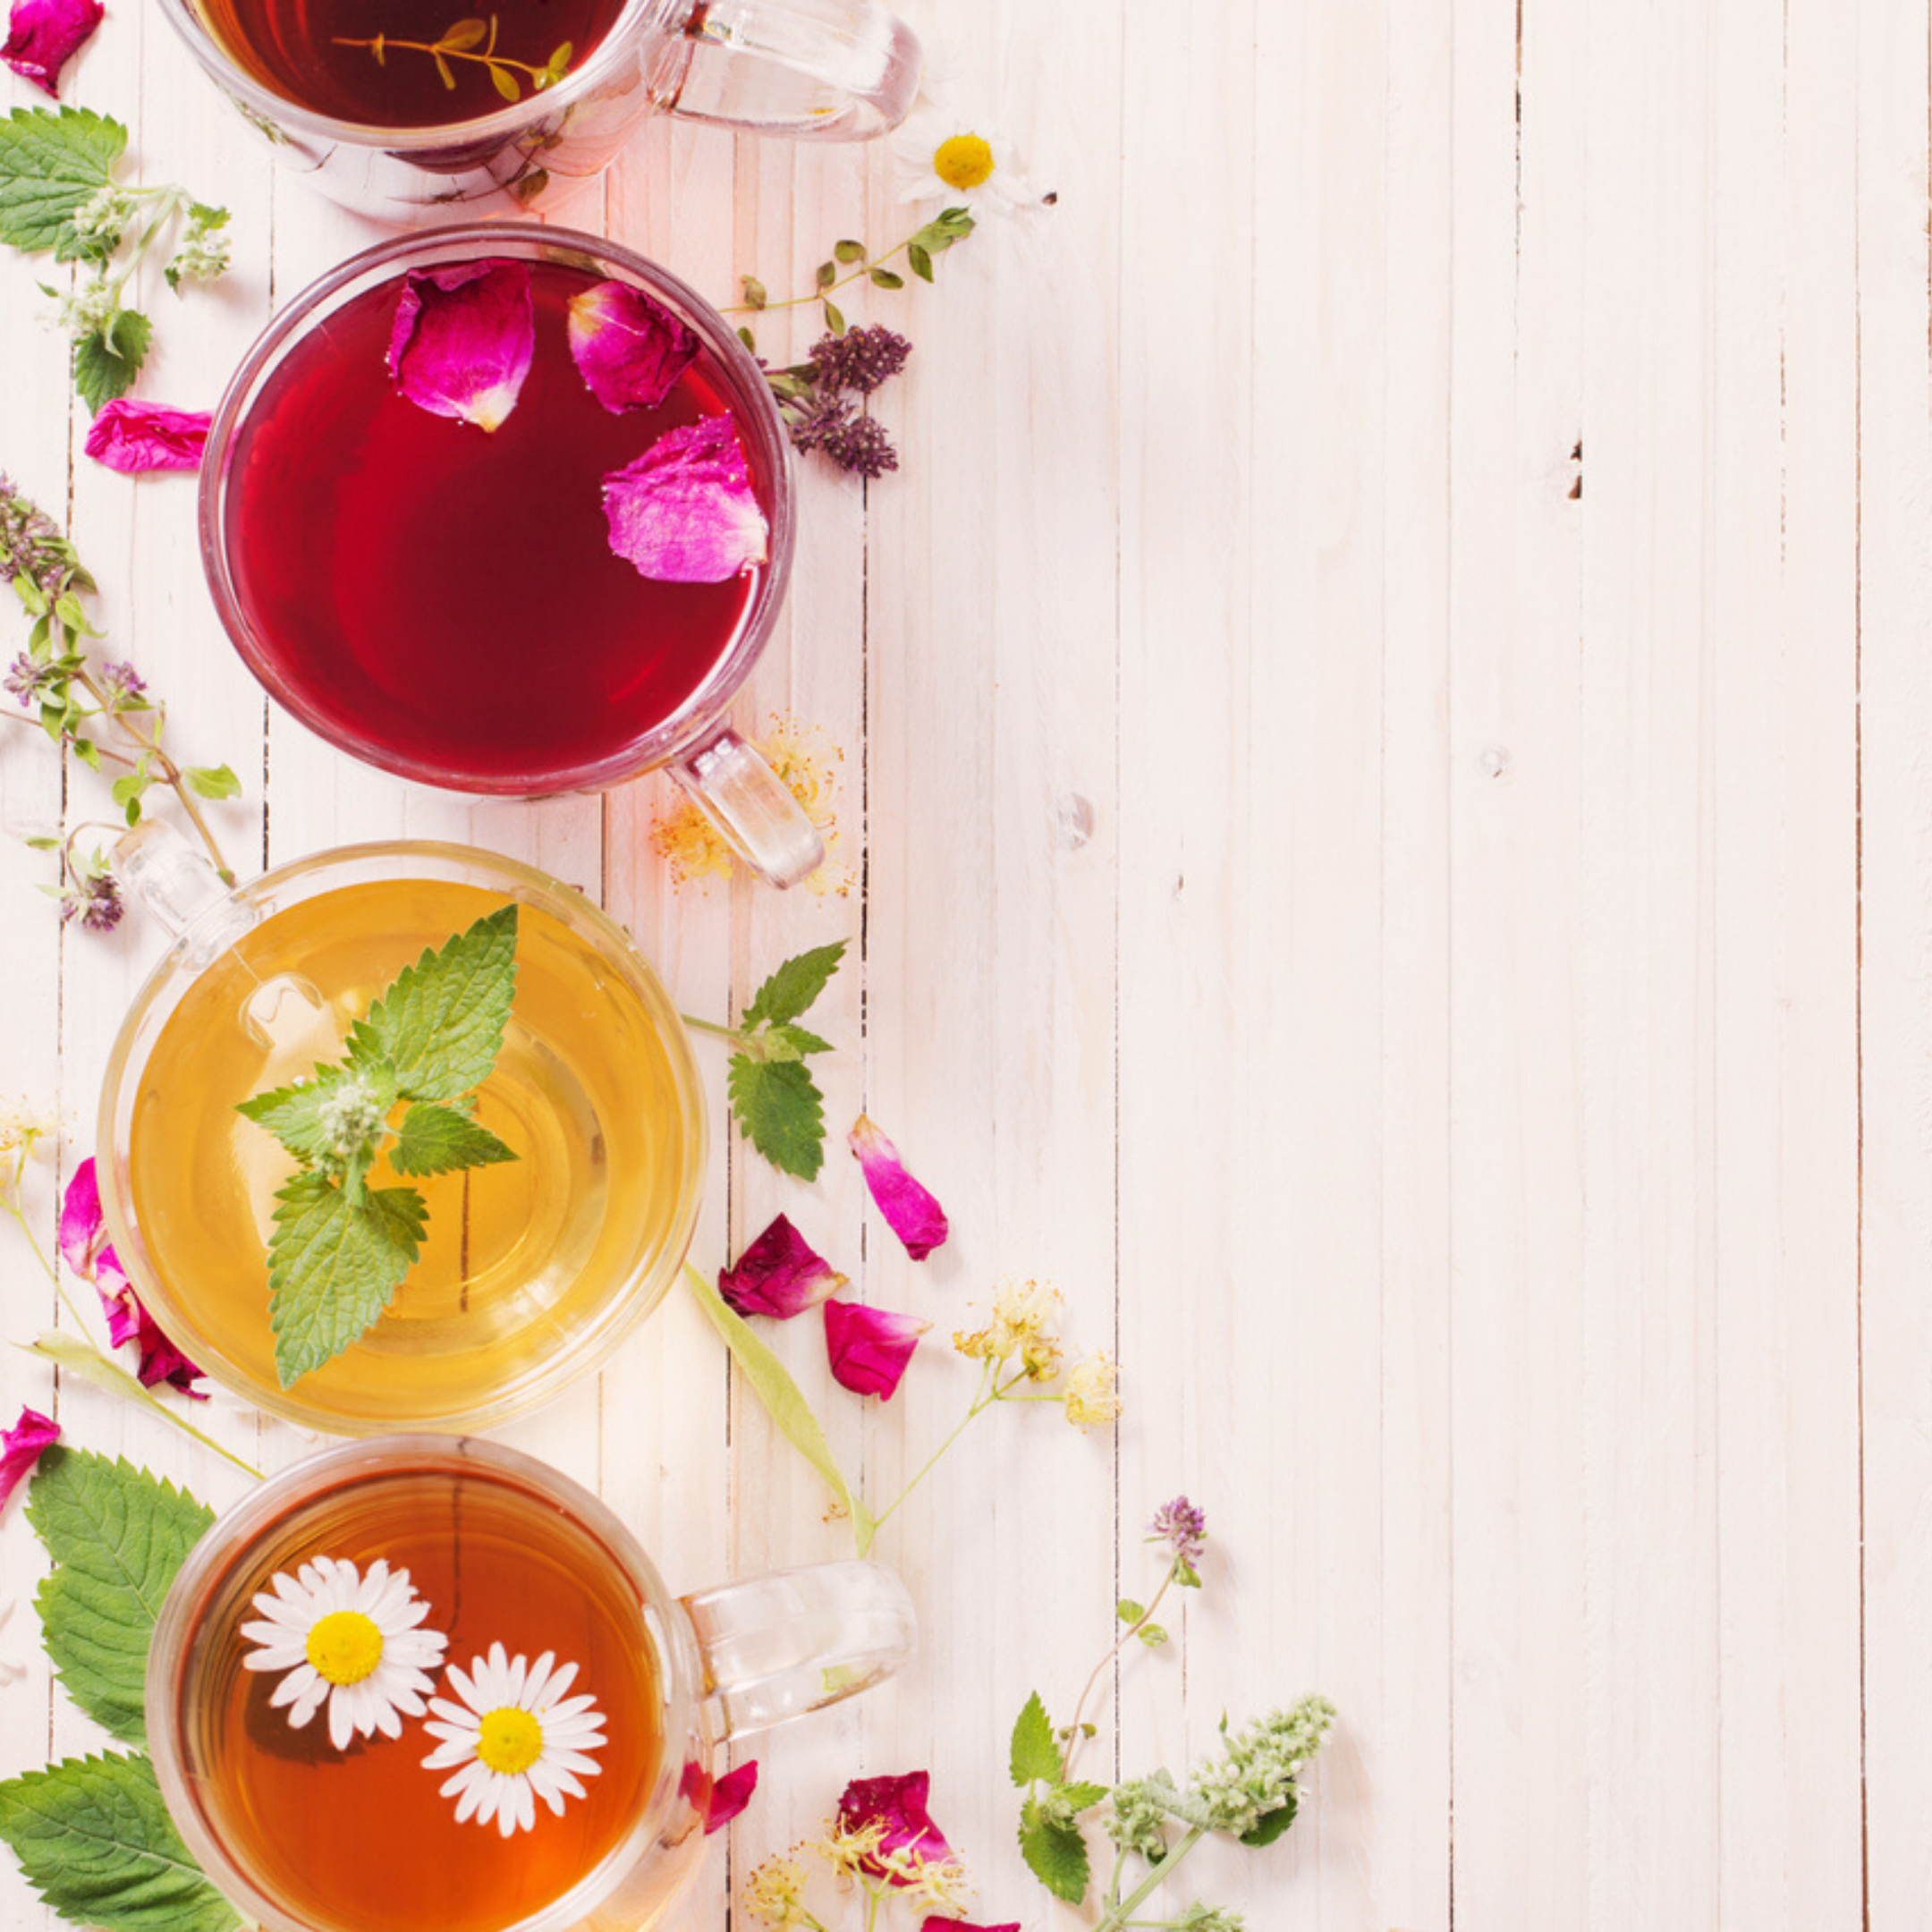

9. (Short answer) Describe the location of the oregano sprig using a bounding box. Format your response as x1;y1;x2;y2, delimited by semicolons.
729;209;975;341
332;16;573;103
235;903;521;1387
682;940;845;1180
0;106;230;411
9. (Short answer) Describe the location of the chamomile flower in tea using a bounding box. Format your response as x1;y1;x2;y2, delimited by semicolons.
241;1555;450;1750
424;1642;608;1837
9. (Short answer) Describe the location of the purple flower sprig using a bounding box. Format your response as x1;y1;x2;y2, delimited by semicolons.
764;325;914;481
1;472;241;918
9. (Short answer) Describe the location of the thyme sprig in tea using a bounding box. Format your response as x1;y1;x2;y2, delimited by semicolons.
333;15;572;103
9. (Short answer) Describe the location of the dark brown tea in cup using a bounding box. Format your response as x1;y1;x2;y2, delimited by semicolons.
191;0;629;127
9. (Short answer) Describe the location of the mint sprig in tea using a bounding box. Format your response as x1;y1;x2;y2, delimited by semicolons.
189;0;617;125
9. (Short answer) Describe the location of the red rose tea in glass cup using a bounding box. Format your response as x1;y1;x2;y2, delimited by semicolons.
201;225;822;886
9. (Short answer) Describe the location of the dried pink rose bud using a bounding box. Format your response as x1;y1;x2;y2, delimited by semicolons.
836;1771;953;1874
2;0;101;97
567;281;700;414
602;414;768;585
84;400;213;474
387;260;535;433
719;1214;847;1319
824;1299;928;1401
848;1114;948;1260
704;1758;758;1833
0;1407;58;1514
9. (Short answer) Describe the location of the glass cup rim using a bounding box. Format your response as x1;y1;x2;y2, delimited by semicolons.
95;836;708;1436
198;220;799;799
145;1433;702;1932
153;0;673;151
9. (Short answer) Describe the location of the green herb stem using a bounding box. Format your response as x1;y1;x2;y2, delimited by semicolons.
74;668;234;883
678;1013;741;1042
1090;1825;1208;1932
857;1359;998;1554
722;230;926;316
1061;1557;1183;1783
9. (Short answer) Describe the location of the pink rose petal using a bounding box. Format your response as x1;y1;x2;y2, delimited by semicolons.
922;1921;1021;1931
2;0;101;97
568;281;700;414
848;1115;948;1260
0;1407;58;1514
58;1157;108;1276
824;1300;928;1402
62;1160;205;1398
84;399;212;474
720;1214;847;1320
602;414;768;585
704;1758;758;1833
837;1772;953;1877
387;260;534;433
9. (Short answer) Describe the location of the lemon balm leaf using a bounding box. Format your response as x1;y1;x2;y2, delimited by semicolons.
237;1063;394;1172
741;939;845;1028
0;106;123;252
1010;1691;1063;1787
727;1055;826;1180
389;1099;516;1177
0;1753;241;1932
348;902;520;1102
267;1173;428;1386
26;1449;214;1746
72;309;150;415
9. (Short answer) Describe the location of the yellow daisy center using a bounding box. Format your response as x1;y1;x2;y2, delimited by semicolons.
477;1707;545;1776
304;1610;384;1687
933;133;995;191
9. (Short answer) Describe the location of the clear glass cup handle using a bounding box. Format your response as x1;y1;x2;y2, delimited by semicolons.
672;725;826;889
682;1560;917;1737
648;0;922;140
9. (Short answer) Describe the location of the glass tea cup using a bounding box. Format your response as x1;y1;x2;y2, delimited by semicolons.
200;223;823;890
155;0;922;221
96;828;707;1436
147;1435;918;1932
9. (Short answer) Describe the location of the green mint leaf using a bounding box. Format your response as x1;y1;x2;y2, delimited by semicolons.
1018;1801;1090;1903
1060;1781;1108;1813
0;1752;241;1932
1117;1597;1146;1623
183;764;240;800
1239;1791;1298;1849
769;1021;833;1056
73;309;152;414
236;1063;394;1174
347;902;519;1102
389;1100;517;1177
27;1450;213;1745
0;106;125;252
726;1055;826;1181
684;1265;870;1542
267;1172;427;1386
741;940;847;1027
1010;1691;1063;1787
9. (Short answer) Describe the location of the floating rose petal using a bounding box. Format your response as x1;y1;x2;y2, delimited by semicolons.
0;1408;57;1514
825;1300;928;1401
836;1771;953;1878
387;260;534;433
602;414;768;585
84;400;213;475
704;1758;758;1833
568;281;700;414
720;1215;847;1320
849;1115;948;1259
2;0;102;97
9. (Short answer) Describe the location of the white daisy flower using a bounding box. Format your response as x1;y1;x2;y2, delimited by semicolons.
422;1643;608;1838
890;95;1039;214
240;1555;449;1752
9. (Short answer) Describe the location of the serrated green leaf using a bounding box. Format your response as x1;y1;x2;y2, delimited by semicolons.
742;940;847;1026
73;309;151;414
236;1063;393;1170
183;764;240;800
347;902;519;1102
27;1450;214;1745
684;1265;870;1543
770;1021;833;1056
0;1752;241;1932
726;1055;826;1180
1240;1791;1298;1848
1018;1804;1089;1902
1010;1690;1062;1786
0;106;125;253
389;1100;517;1177
1060;1780;1108;1812
267;1172;427;1386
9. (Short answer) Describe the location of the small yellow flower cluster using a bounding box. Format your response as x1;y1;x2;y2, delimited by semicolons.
817;1819;972;1917
652;714;852;896
743;1852;815;1928
953;1276;1063;1381
1063;1351;1123;1431
0;1097;56;1161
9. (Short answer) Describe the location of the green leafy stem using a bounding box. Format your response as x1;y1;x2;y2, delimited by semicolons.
729;208;974;343
333;16;573;103
236;904;521;1389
